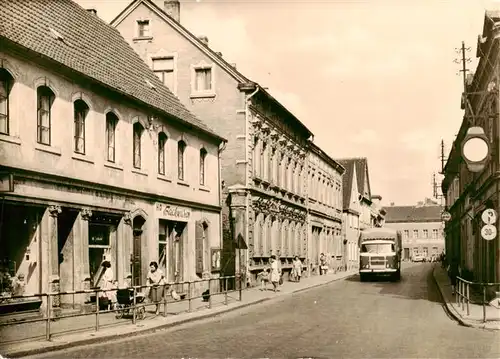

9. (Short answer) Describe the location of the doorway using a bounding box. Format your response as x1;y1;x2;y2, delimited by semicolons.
404;248;410;261
132;215;146;286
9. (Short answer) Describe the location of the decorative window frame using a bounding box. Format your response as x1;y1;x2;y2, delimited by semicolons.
190;61;216;99
71;92;94;163
0;59;20;141
148;50;178;95
33;77;60;154
134;17;153;41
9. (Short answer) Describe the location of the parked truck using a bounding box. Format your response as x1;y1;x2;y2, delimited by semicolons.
358;227;402;282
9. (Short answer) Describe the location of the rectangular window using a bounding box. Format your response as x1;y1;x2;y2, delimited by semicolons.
194;68;212;91
432;229;438;238
153;57;174;92
413;229;418;239
403;230;409;239
137;20;150;37
37;87;53;145
423;229;428;238
0;76;9;135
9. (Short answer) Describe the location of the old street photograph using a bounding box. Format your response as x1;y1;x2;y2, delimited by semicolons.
0;0;500;358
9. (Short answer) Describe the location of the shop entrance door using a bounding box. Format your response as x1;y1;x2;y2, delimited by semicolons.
132;216;146;286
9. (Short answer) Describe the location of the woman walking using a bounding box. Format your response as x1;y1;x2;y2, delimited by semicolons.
100;261;117;310
146;261;165;315
270;255;281;292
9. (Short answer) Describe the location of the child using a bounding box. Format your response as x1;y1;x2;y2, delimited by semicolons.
258;268;270;291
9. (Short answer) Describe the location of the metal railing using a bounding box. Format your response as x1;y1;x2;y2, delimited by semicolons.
0;275;242;343
456;276;500;323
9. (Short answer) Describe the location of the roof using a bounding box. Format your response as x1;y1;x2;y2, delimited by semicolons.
338;160;355;210
308;141;345;175
383;204;444;223
110;0;313;138
0;0;224;143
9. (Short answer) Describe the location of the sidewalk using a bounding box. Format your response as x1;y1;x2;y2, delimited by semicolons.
0;270;356;358
432;264;500;330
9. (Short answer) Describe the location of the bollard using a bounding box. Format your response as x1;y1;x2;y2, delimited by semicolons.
208;278;212;309
224;277;228;305
45;293;51;341
163;284;167;317
238;275;242;301
95;291;100;332
466;283;470;316
132;286;137;325
188;281;192;313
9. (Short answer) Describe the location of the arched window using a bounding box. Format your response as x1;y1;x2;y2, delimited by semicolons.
106;112;118;162
158;132;168;175
74;99;89;154
199;148;207;185
177;140;186;180
133;122;144;169
37;86;55;145
0;69;14;135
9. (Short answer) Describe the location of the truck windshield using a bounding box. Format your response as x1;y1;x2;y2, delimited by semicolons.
361;243;395;254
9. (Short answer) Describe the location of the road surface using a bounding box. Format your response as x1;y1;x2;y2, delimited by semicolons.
25;263;499;358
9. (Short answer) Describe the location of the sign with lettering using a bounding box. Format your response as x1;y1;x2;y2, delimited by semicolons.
155;202;191;221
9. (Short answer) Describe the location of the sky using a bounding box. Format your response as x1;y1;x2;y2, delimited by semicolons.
75;0;499;206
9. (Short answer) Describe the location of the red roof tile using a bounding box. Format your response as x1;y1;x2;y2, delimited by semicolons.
0;0;224;142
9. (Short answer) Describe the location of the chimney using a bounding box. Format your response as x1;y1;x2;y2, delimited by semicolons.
87;8;97;16
198;36;209;46
390;202;394;206
231;63;237;69
163;0;180;23
216;52;223;57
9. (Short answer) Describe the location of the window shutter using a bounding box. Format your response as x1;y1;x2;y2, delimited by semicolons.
195;221;204;275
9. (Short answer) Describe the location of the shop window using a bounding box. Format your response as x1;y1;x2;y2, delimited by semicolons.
37;86;54;145
159;220;186;282
88;223;111;288
106;112;117;163
177;140;186;180
199;148;207;185
74;99;89;154
133;122;143;169
158;132;167;175
0;69;13;135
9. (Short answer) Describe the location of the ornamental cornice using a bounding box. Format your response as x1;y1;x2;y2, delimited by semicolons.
261;122;271;134
270;129;280;140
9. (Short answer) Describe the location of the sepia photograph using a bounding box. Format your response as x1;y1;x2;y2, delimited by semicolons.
0;0;499;358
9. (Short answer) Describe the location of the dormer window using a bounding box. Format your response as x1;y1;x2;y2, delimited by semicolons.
137;20;150;38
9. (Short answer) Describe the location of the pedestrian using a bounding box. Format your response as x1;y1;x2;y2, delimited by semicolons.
258;267;270;291
448;260;459;295
100;261;117;310
270;255;281;292
292;256;302;282
320;253;328;275
146;261;166;315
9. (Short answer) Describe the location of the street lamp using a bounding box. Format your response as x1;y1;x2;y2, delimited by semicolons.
461;126;490;172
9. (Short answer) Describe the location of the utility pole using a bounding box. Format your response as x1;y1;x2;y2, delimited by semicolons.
440;139;446;174
454;41;471;93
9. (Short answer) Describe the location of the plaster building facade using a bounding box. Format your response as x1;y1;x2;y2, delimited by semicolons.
307;142;344;274
383;200;445;261
111;0;317;283
442;10;500;285
0;0;225;313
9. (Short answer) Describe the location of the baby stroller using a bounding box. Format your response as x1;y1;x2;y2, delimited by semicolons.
115;288;146;320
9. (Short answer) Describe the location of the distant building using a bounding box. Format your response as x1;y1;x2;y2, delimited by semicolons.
383;199;445;261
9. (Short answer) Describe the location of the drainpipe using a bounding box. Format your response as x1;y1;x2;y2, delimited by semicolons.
244;84;260;271
218;141;227;257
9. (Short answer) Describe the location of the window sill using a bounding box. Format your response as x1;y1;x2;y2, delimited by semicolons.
72;153;94;164
177;180;190;187
190;92;216;99
104;162;123;171
157;174;172;183
132;168;148;177
199;185;210;192
133;36;153;42
35;143;61;156
0;134;21;145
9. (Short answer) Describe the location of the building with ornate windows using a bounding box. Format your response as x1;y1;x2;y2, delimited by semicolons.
383;199;444;261
111;0;320;283
0;0;225;314
307;142;344;274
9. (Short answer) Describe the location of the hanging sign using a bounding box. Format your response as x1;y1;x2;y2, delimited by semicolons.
481;209;497;225
155;202;191;221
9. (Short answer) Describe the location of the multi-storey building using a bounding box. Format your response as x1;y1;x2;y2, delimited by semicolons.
0;0;225;311
307;143;344;273
442;10;500;284
112;0;314;282
337;158;379;269
384;199;445;261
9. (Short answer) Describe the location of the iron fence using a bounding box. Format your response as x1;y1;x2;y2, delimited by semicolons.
456;276;500;323
0;275;242;343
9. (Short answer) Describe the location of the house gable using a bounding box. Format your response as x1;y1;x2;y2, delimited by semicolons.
363;164;371;199
349;165;360;211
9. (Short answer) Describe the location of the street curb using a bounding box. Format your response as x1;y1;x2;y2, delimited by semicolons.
431;266;498;331
3;272;354;358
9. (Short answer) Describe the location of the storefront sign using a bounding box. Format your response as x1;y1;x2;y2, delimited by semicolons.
155;203;191;221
